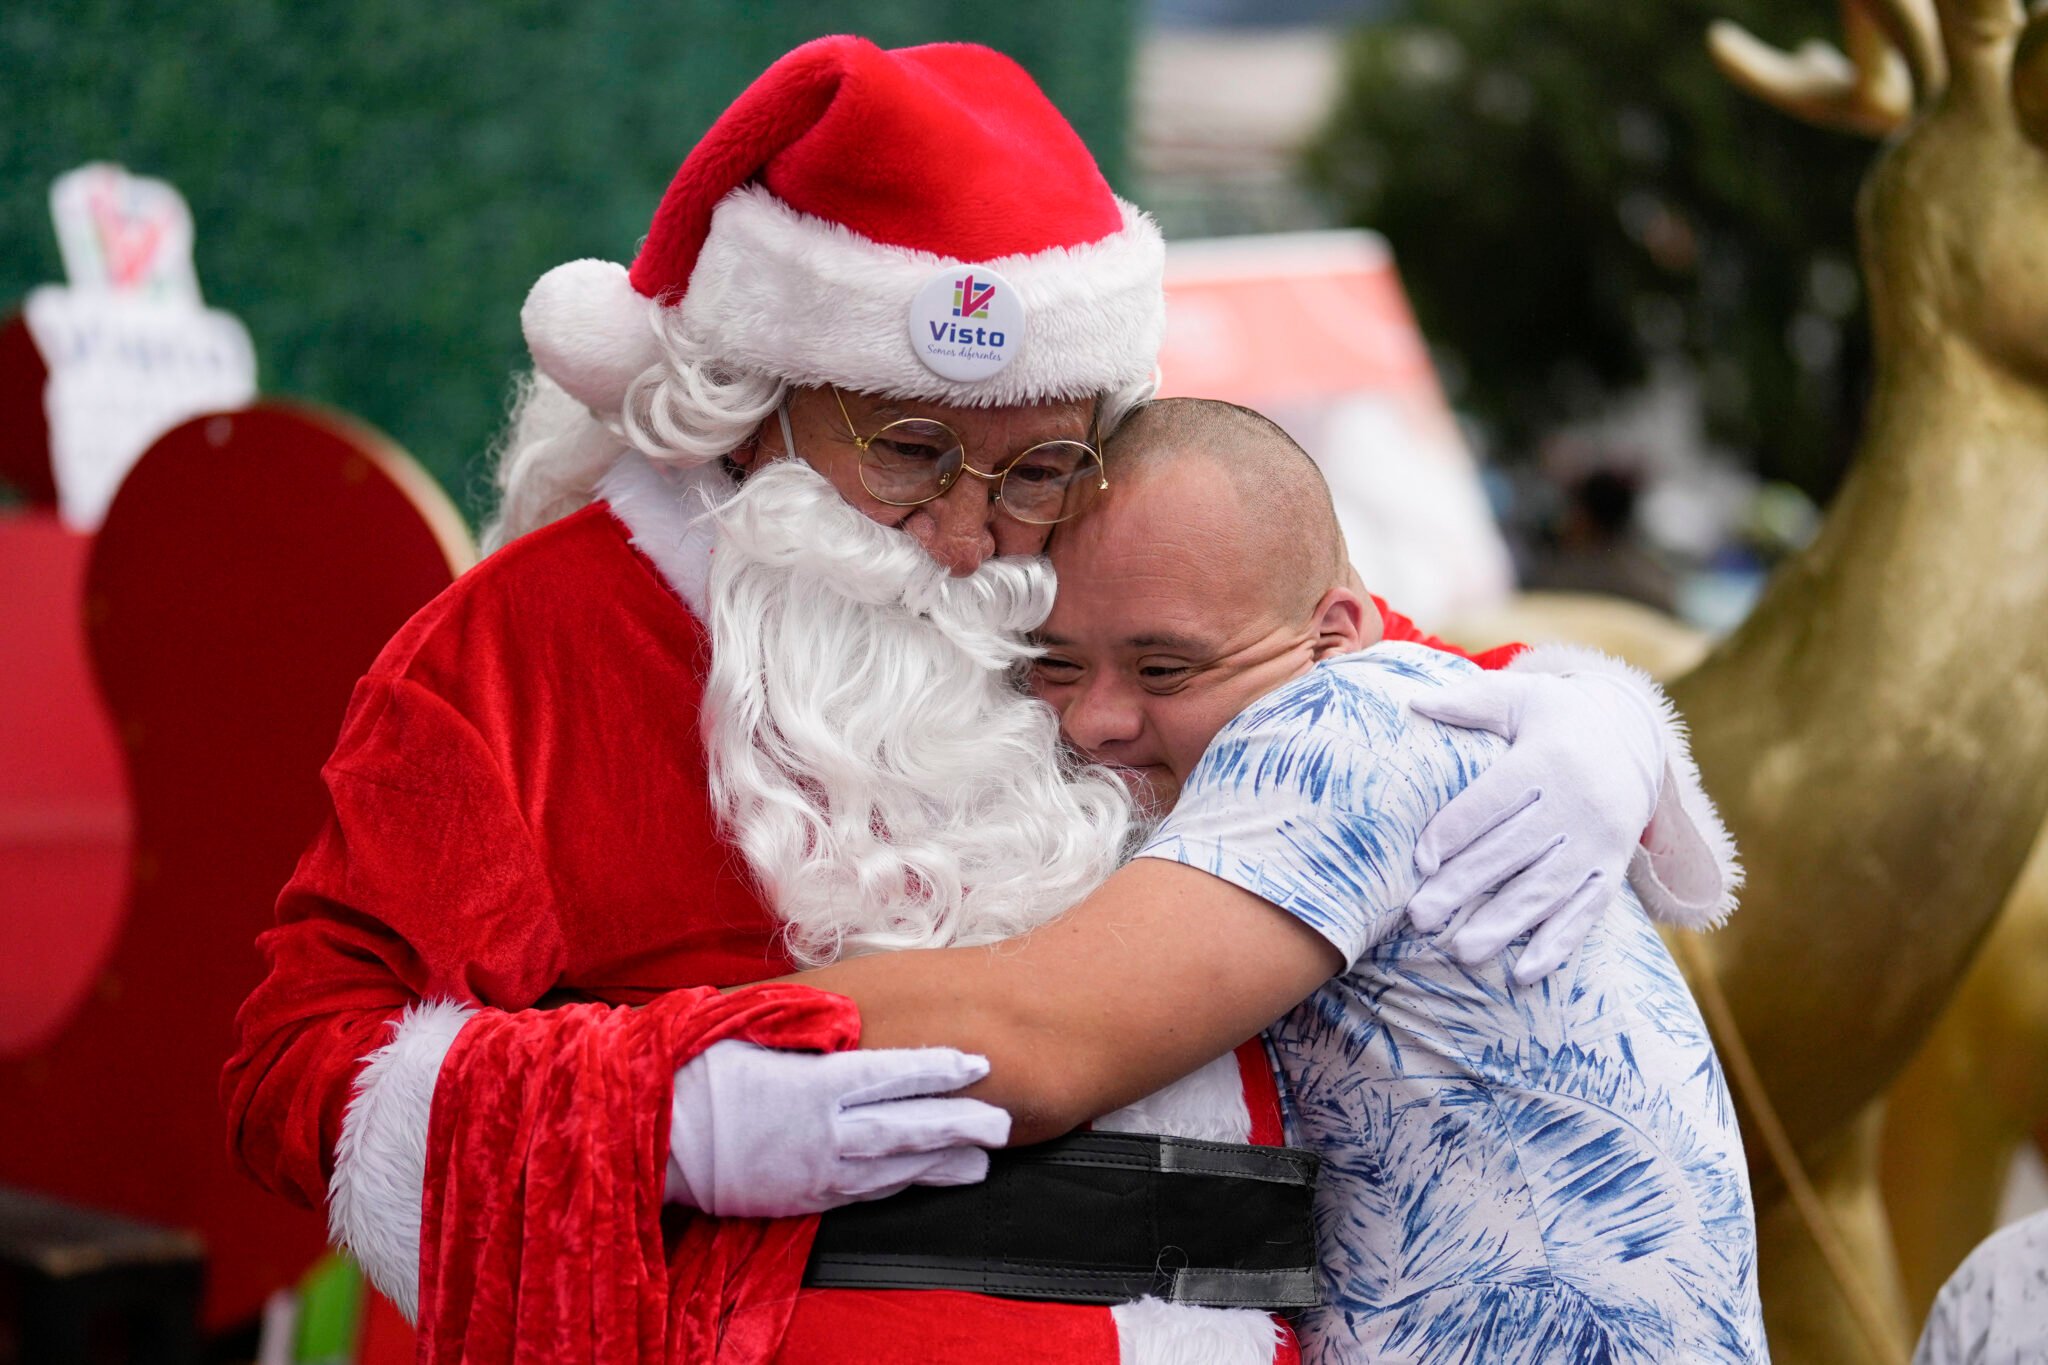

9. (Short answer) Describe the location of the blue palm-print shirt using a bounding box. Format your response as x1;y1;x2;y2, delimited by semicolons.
1136;642;1768;1364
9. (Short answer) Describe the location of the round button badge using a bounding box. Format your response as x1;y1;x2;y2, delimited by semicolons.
906;266;1024;382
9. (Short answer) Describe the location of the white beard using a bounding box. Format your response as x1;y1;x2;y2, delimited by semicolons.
700;459;1136;967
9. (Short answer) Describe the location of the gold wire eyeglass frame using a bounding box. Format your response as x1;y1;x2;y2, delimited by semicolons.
830;386;1108;526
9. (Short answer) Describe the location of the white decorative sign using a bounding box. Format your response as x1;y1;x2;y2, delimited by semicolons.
26;288;256;529
50;163;202;305
907;265;1023;382
26;164;257;530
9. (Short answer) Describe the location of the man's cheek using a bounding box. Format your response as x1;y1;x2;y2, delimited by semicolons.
1155;707;1214;782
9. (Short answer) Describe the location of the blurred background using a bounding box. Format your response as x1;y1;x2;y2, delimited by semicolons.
1;0;1866;622
2;1;2015;1361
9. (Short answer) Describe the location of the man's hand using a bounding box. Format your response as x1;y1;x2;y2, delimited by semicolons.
665;1040;1011;1217
1408;668;1665;983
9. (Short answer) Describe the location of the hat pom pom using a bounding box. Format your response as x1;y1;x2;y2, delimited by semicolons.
520;259;664;413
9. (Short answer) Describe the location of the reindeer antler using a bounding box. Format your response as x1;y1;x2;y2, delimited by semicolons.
1708;0;1942;136
1864;0;1946;98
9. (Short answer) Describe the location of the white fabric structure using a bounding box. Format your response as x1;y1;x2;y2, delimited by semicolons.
1159;230;1514;627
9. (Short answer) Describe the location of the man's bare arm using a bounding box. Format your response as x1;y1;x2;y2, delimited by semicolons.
781;859;1341;1144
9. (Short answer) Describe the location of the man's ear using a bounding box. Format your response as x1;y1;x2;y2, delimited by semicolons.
1309;585;1375;661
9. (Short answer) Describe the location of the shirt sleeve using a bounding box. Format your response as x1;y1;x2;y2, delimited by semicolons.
1135;661;1476;968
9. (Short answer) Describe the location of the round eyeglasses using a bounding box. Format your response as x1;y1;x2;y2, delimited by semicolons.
833;387;1107;526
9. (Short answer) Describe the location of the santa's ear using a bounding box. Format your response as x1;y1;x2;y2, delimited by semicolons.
731;423;775;473
734;387;814;473
1309;586;1371;660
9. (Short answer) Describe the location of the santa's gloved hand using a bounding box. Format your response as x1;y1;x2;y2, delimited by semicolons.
664;1040;1010;1217
1407;667;1665;983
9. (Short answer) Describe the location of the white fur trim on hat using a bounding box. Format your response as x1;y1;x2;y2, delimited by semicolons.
327;998;474;1323
680;185;1165;406
1506;642;1743;929
521;259;665;413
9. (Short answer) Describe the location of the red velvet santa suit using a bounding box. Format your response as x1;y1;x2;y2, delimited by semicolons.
228;492;1452;1364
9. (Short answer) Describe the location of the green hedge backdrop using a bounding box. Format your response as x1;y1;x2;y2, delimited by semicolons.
3;3;1134;521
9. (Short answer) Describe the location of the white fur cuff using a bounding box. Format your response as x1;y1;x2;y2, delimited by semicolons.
1507;642;1742;929
327;999;473;1323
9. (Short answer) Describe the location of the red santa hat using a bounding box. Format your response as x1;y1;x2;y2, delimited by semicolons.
522;35;1164;415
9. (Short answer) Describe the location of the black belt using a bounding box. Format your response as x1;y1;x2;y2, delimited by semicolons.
802;1131;1321;1311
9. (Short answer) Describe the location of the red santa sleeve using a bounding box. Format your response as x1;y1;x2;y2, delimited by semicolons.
416;985;860;1365
222;676;571;1304
1370;597;1739;925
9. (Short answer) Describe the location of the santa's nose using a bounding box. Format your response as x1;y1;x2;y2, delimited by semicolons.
909;477;1000;575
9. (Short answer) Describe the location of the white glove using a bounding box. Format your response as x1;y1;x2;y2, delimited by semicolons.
664;1040;1011;1217
1408;668;1665;983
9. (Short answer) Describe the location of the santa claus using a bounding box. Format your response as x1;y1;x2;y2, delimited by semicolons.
223;35;1733;1365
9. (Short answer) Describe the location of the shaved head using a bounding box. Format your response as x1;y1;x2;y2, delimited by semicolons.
1034;397;1375;812
1092;398;1349;620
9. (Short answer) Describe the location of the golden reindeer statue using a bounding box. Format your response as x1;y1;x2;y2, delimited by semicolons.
1663;0;2048;1358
